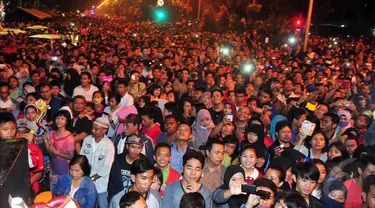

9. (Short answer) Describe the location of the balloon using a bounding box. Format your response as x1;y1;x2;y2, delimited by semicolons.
46;196;67;207
29;203;46;208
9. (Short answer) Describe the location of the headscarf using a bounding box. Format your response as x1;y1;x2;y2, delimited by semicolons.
218;165;247;208
24;104;39;131
270;115;287;141
224;102;237;120
192;109;214;149
136;95;151;114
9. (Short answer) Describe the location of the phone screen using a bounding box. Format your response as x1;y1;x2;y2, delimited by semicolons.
226;114;233;121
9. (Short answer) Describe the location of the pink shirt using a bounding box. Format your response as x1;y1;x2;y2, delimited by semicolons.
50;130;75;175
344;179;363;208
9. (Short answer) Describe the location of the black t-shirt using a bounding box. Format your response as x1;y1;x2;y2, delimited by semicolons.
208;107;225;125
72;116;92;135
107;153;146;202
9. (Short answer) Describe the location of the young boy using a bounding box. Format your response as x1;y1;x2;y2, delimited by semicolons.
162;151;211;208
293;161;324;208
16;119;44;194
140;107;162;145
264;166;286;192
1;112;44;194
0;112;17;140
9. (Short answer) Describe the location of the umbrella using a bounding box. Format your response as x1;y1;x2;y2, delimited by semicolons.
29;34;64;47
0;28;27;35
27;25;48;30
29;34;64;39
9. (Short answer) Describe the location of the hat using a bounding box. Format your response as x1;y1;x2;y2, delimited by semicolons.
125;134;144;145
93;117;110;129
16;120;29;130
124;113;141;125
307;84;318;92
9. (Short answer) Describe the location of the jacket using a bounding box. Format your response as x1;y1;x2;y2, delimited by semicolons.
112;132;155;164
80;135;115;193
52;174;97;208
160;166;181;197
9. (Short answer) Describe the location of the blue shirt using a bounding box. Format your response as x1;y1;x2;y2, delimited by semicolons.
170;142;188;174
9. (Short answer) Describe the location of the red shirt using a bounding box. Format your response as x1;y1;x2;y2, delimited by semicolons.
142;123;162;145
344;179;362;208
28;143;44;194
160;167;181;197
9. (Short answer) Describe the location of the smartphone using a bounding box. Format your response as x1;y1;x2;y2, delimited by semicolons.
52;56;58;61
279;144;285;149
131;74;136;80
301;120;316;136
226;114;233;122
241;184;271;199
241;184;256;194
344;101;350;107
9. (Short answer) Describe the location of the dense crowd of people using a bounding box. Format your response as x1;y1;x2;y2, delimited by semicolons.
1;16;375;208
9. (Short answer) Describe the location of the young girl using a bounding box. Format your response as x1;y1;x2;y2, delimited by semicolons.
21;104;47;134
103;94;121;138
150;85;162;102
240;144;263;184
328;141;349;161
101;81;112;105
192;109;215;149
180;99;194;125
8;76;21;100
92;91;105;117
46;109;75;189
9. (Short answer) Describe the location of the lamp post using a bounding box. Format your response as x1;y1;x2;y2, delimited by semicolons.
303;0;314;52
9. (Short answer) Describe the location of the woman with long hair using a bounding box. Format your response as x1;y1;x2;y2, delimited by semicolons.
46;109;75;189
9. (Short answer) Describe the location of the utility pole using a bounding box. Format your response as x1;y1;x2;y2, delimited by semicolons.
198;0;201;19
303;0;314;52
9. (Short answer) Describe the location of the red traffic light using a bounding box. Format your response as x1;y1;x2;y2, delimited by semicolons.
296;20;301;25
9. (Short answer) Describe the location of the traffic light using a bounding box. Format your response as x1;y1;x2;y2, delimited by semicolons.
155;7;167;21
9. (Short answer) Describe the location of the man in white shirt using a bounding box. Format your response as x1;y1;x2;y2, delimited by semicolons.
117;79;134;107
80;117;115;208
0;82;18;117
73;71;99;102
